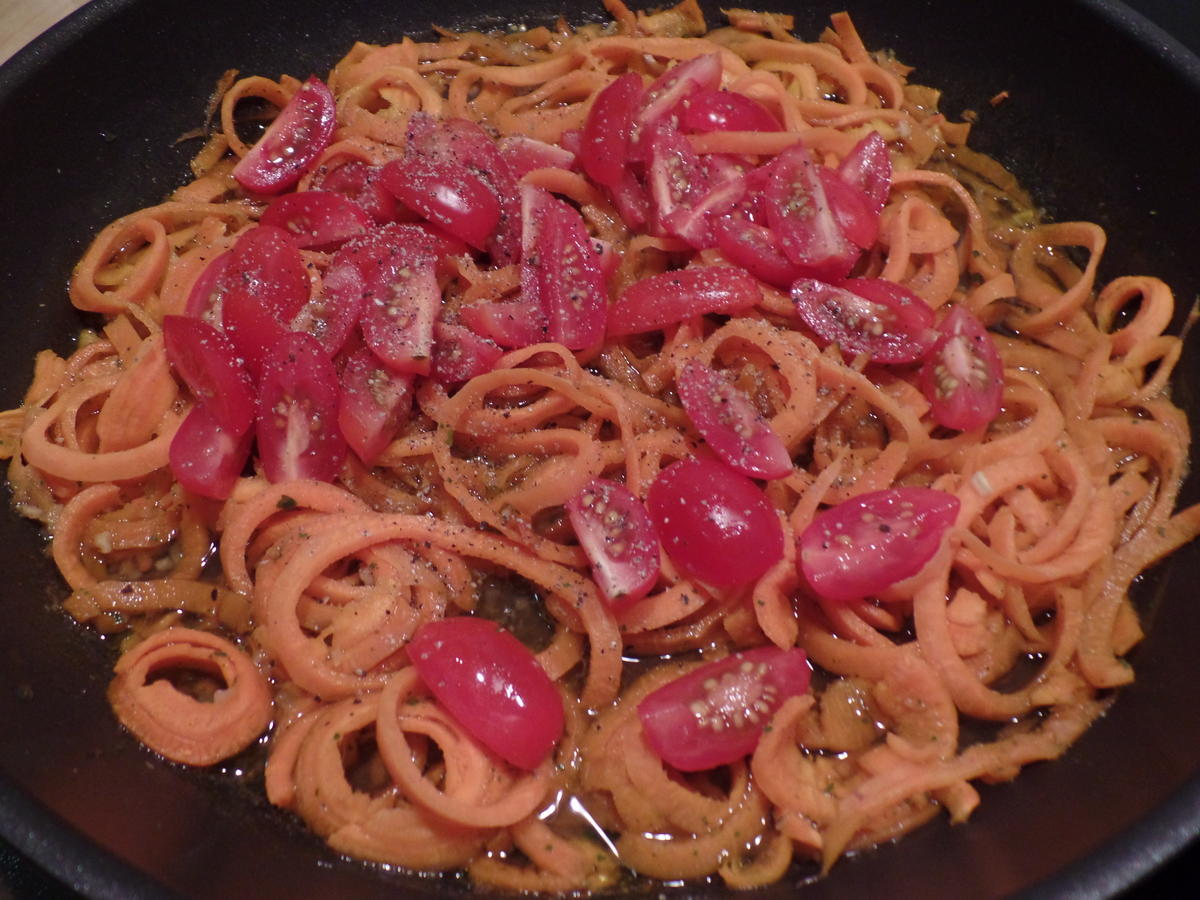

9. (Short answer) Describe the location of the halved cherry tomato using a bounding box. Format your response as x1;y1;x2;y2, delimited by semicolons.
255;333;346;483
677;359;791;479
918;305;1004;431
521;188;606;350
680;89;782;134
220;225;310;377
311;159;399;224
798;487;960;601
764;142;860;280
647;456;784;587
380;158;500;251
407;617;564;770
580;72;644;189
162;315;255;435
183;251;232;327
168;404;253;500
712;215;800;288
498;134;576;178
337;345;414;465
565;479;661;608
459;296;546;349
838;131;892;215
791;277;936;364
638;646;811;771
359;254;440;376
607;266;761;336
259;190;372;251
430;322;503;385
232;76;336;195
630;53;723;163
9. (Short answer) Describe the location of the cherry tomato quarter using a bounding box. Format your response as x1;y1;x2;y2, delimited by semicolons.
764;142;859;280
919;305;1005;431
337;346;415;465
162;315;255;435
407;617;564;770
638;646;812;771
580;71;644;189
565;479;661;608
607;266;760;336
791;277;936;364
232;76;336;195
680;89;782;134
798;487;960;602
259;190;372;251
168;404;253;501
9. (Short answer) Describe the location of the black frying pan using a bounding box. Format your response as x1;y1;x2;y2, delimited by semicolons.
2;1;1200;897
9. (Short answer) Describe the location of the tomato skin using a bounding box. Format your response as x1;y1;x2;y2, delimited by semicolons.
337;345;414;465
259;190;373;251
380;158;500;251
255;332;346;483
818;168;880;250
607;266;761;336
407;617;564;770
918;305;1004;431
631;53;723;163
580;72;644;189
220;225;311;377
289;250;367;357
430;322;503;385
169;404;253;500
838;131;892;215
764;142;860;280
798;487;960;602
647;456;784;588
459;296;546;349
681;89;782;134
713;215;801;289
233;76;336;195
565;479;661;608
311;159;399;224
183;251;232;327
521;188;606;351
638;646;812;771
498;134;576;178
791;277;936;364
677;359;792;479
162;315;256;435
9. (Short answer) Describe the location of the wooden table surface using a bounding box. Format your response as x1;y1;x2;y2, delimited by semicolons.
0;0;92;66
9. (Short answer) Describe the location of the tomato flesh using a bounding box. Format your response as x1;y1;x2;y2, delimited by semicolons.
638;646;812;771
407;617;564;770
255;333;346;483
498;134;576;178
647;456;784;587
918;305;1004;431
233;76;336;195
631;53;723;163
681;89;782;134
565;479;661;608
838;131;892;215
162;315;255;435
183;251;232;327
581;72;644;189
677;359;791;479
798;486;960;601
259;190;372;251
169;405;253;500
764;142;860;280
713;215;800;289
430;322;504;385
359;254;440;376
337;346;414;465
607;266;761;336
791;277;936;364
818;167;880;250
312;159;399;224
381;158;500;251
289;250;367;357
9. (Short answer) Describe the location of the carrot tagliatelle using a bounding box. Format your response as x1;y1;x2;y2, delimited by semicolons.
3;1;1198;893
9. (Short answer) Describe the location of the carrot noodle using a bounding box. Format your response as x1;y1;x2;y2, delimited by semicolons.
2;1;1198;892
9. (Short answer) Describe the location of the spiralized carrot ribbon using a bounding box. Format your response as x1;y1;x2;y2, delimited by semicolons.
108;627;272;766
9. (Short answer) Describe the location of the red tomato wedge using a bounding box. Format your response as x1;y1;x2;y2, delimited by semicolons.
359;254;440;376
764;142;860;280
580;71;644;189
311;159;399;224
183;251;232;327
289;250;367;357
918;305;1004;431
607;266;760;336
818;167;880;250
631;53;723;163
565;479;661;608
168;404;253;500
259;190;372;251
677;359;791;479
680;89;782;134
647;124;710;233
521;187;606;351
712;215;801;289
647;456;784;588
798;487;961;602
162;315;255;435
791;277;936;364
232;76;336;195
380;158;500;251
638;646;812;771
220;225;311;377
407;617;564;770
337;345;414;465
498;134;576;178
459;296;546;349
838;130;892;215
430;322;503;385
255;333;346;483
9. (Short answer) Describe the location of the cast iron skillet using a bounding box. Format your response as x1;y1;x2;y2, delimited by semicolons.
2;1;1199;897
